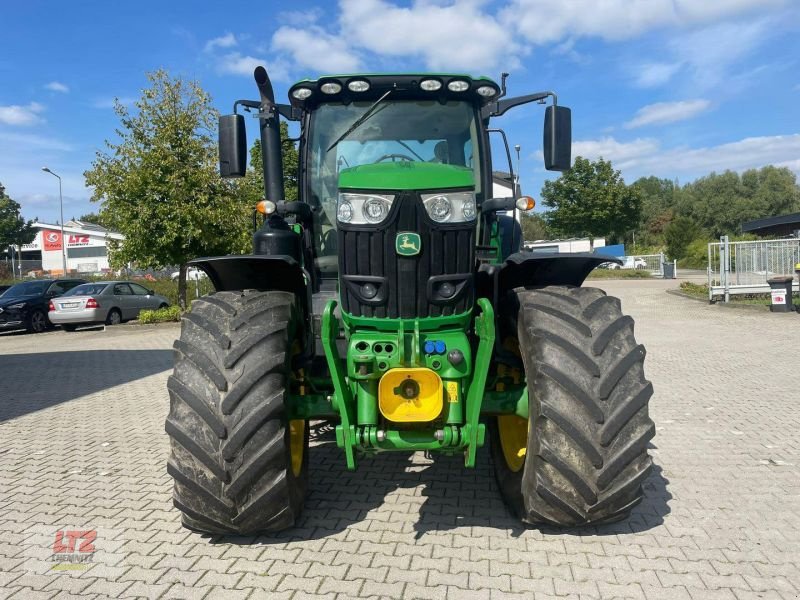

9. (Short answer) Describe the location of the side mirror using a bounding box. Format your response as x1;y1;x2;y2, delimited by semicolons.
543;105;572;172
219;114;247;178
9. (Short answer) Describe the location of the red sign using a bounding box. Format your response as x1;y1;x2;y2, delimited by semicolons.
67;234;90;246
43;230;62;251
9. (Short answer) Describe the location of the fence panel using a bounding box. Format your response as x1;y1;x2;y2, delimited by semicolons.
630;254;665;277
708;237;800;300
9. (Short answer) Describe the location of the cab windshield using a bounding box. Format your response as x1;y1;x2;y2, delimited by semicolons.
307;100;483;271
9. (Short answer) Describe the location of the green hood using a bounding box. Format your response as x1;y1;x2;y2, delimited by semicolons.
338;162;474;191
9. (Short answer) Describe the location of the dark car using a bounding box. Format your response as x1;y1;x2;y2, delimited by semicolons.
0;284;11;295
0;279;87;333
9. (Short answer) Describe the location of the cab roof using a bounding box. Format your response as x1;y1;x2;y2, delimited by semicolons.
287;73;501;110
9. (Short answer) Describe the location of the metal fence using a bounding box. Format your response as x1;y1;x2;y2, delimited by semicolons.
630;253;666;277
1;259;43;279
708;236;800;301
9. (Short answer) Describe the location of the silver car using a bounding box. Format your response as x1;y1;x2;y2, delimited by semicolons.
48;281;169;331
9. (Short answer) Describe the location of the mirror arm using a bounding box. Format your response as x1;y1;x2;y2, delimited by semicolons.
481;90;557;119
233;99;260;113
235;100;300;122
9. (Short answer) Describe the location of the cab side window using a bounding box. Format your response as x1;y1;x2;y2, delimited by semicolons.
47;283;65;295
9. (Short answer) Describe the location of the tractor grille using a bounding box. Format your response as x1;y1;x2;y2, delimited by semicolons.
338;191;475;319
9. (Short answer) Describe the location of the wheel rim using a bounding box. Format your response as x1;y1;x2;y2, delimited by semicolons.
32;312;46;332
288;419;305;477
497;415;528;473
109;311;120;325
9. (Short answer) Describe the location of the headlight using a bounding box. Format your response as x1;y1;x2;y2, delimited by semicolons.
422;192;476;223
337;193;395;225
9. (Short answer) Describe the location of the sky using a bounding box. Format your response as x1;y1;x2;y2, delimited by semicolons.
1;0;799;224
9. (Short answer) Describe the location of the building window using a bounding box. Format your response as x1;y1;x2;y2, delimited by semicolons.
67;246;108;258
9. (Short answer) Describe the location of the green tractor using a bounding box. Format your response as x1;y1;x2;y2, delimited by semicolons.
165;67;654;534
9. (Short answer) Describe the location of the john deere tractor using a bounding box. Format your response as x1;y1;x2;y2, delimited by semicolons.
165;67;654;534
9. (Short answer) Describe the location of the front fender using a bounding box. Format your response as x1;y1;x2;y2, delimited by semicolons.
491;252;622;293
188;255;308;298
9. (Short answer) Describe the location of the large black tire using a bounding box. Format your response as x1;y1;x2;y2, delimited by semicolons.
166;290;308;534
491;285;655;526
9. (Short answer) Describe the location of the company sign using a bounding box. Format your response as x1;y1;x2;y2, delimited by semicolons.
43;230;62;251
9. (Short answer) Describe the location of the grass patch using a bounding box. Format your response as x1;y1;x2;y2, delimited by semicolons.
679;281;799;306
678;281;708;298
587;269;653;279
139;305;182;323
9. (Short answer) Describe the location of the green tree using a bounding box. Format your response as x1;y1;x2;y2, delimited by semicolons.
237;123;300;204
0;182;35;249
664;216;702;260
520;212;550;242
631;176;677;245
676;166;800;237
85;70;251;308
540;156;642;245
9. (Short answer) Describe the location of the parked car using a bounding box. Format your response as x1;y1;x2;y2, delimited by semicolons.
48;281;170;330
608;257;648;270
171;267;207;281
0;279;87;333
0;284;11;295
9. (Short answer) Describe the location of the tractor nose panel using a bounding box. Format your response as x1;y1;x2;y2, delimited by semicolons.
337;192;475;318
378;368;443;422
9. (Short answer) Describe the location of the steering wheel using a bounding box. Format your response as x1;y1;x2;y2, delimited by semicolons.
374;153;416;163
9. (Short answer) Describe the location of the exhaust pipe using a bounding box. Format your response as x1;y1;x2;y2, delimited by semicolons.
254;67;284;207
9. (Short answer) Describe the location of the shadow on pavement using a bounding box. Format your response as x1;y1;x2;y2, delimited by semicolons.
208;422;670;545
0;349;173;422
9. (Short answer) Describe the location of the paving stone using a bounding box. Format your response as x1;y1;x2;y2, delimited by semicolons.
1;279;799;600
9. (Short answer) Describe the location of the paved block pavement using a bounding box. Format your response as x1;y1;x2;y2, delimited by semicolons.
0;279;798;599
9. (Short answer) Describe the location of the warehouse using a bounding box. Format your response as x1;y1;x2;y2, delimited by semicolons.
15;220;124;276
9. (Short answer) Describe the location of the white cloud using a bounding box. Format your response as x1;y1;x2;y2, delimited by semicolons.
0;102;45;126
624;99;711;129
668;18;775;90
574;137;661;165
502;0;783;44
0;132;74;153
45;81;69;93
336;0;520;72
217;52;262;76
278;8;324;26
573;133;800;179
632;62;683;87
204;32;237;52
272;26;362;73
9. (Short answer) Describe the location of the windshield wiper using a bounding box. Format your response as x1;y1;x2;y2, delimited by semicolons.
326;89;393;153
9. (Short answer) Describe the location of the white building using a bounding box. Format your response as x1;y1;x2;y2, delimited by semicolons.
19;220;124;275
524;237;606;254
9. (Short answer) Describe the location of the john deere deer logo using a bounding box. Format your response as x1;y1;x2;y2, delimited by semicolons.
396;232;421;256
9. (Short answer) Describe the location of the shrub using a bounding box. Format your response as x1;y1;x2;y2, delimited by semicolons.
679;239;710;269
139;305;181;324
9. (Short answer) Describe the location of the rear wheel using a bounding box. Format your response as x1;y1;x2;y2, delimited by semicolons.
166;290;308;534
27;309;48;333
105;309;122;326
491;285;654;526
